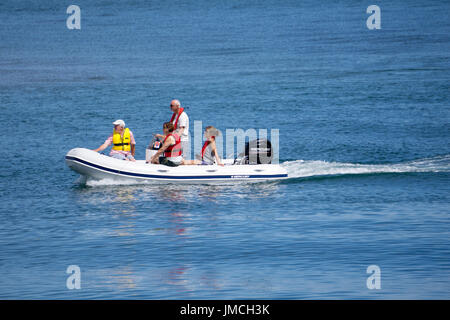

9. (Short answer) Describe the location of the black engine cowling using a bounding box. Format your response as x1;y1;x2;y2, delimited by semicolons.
244;139;273;164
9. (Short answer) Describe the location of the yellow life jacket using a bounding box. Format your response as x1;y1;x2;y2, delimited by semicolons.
112;128;131;151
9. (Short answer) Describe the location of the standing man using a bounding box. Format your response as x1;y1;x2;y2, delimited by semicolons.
169;99;190;159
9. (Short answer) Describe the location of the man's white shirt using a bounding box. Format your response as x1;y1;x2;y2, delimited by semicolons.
174;111;189;142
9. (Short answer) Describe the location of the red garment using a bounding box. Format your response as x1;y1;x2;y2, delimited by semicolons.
201;141;211;160
163;133;182;157
201;137;215;160
170;107;185;129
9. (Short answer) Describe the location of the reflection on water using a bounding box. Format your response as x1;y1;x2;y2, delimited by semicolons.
70;180;283;243
90;264;225;298
72;180;283;204
163;265;223;295
169;212;191;237
165;266;189;286
67;180;286;297
114;189;137;204
93;266;140;292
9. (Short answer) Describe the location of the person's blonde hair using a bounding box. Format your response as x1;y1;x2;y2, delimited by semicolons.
205;126;220;138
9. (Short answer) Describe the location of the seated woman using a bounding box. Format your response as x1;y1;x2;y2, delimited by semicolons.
184;126;224;166
93;119;136;162
150;122;185;166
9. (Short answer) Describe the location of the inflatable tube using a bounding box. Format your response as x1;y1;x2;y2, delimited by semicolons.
65;148;288;184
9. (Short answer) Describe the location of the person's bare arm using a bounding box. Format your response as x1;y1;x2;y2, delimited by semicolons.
150;136;174;163
211;141;224;166
131;144;135;156
93;142;109;153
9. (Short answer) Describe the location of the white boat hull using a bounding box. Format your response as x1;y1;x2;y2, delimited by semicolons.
65;148;288;184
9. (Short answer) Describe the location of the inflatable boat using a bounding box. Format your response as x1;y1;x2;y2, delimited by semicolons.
65;146;288;184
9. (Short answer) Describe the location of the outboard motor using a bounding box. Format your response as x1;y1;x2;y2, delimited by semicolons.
146;136;163;162
243;139;273;164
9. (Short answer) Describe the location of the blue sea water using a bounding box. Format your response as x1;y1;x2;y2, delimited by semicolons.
0;0;449;299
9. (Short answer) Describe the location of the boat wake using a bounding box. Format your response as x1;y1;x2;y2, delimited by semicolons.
77;155;450;187
281;154;450;180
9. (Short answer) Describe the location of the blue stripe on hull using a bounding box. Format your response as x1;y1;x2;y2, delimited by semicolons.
65;156;288;180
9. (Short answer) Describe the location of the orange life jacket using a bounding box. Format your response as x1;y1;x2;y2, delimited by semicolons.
170;107;184;129
163;133;182;158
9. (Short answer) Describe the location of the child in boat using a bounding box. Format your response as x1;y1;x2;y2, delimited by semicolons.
183;126;224;166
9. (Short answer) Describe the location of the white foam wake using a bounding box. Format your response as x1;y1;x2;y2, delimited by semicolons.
281;154;450;179
79;155;450;186
84;177;156;187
